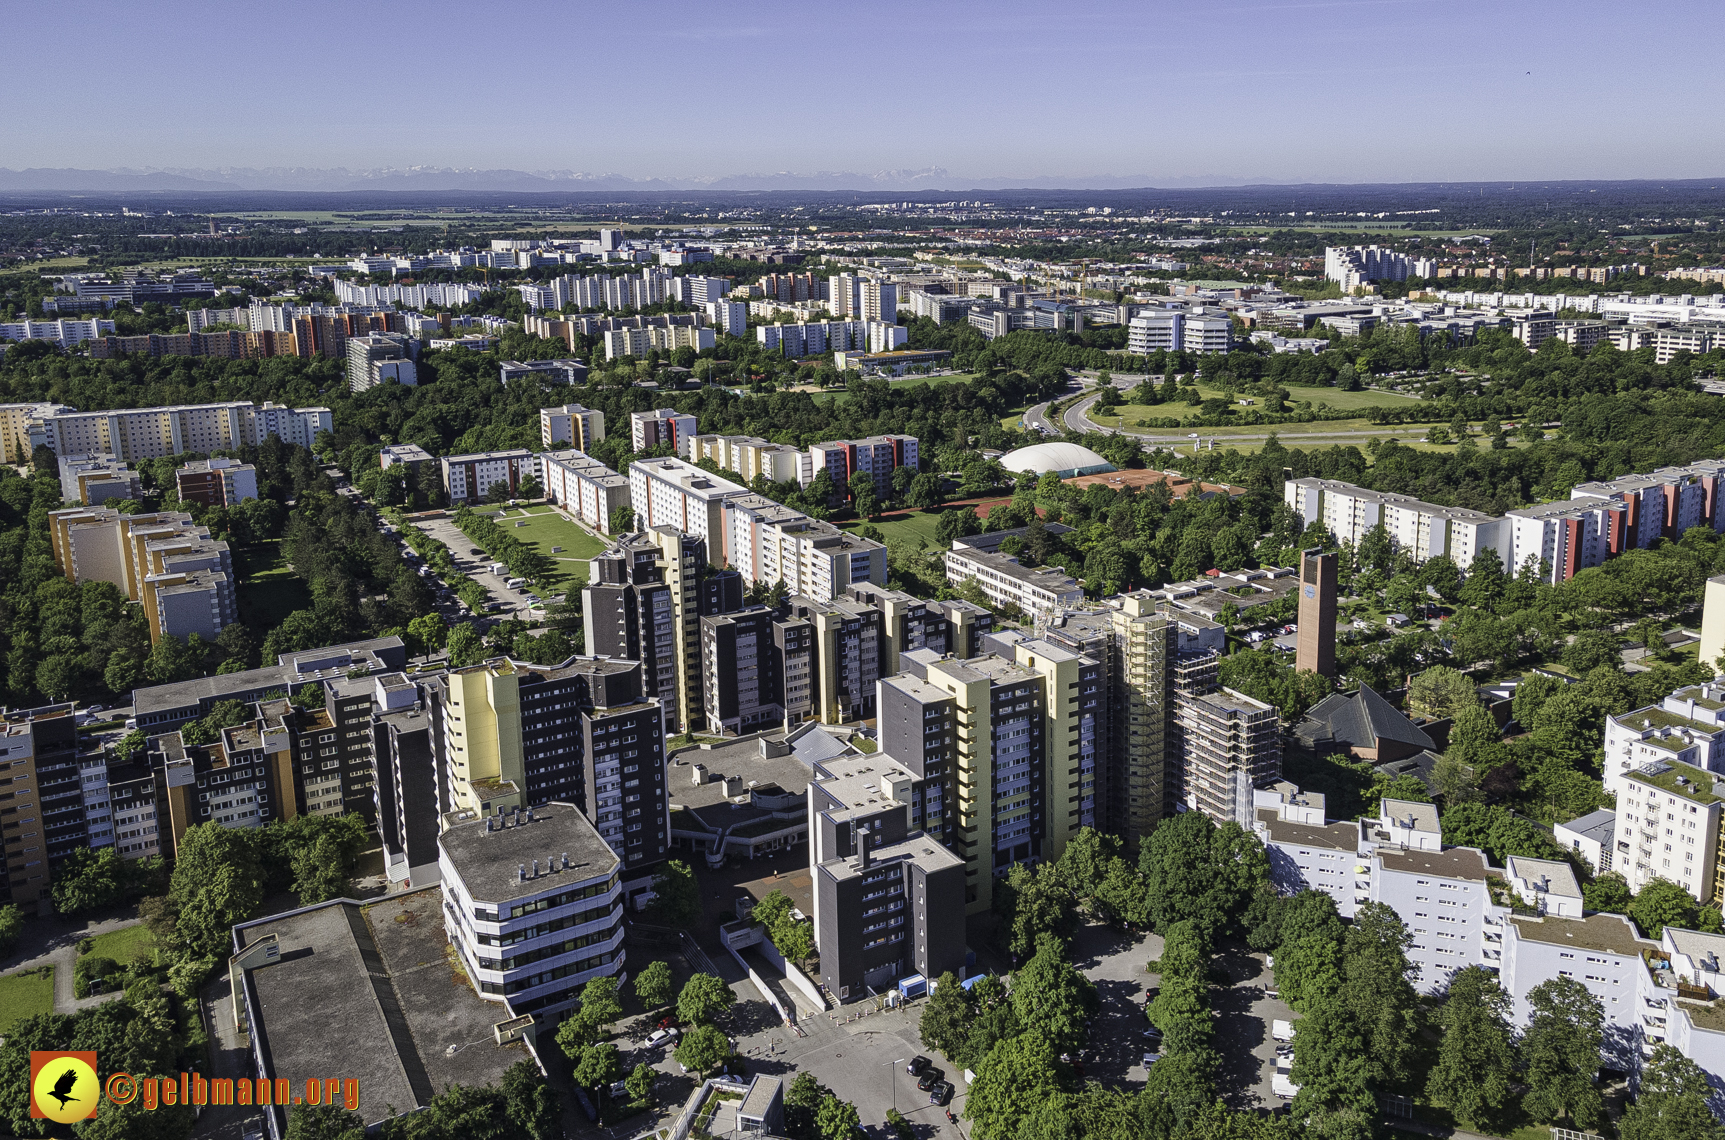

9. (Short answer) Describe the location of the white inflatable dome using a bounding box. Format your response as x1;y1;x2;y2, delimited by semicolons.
1000;442;1115;479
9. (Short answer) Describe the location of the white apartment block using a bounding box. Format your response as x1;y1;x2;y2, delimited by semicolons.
867;321;907;354
440;449;538;505
628;457;747;544
540;449;631;534
756;320;868;357
0;318;116;347
1127;312;1182;353
704;300;748;337
860;280;898;322
1324;245;1412;289
686;434;811;486
1283;478;1507;568
438;803;626;1019
540;404;606;450
334;280;484;308
670;275;733;307
1615;759;1724;903
31;401;332;464
629;408;698;453
1603;688;1725;795
720;494;887;603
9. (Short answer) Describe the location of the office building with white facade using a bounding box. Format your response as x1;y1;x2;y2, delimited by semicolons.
438;802;625;1019
944;528;1085;615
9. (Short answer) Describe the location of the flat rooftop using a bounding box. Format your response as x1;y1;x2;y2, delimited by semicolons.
824;831;964;883
235;890;528;1128
1377;846;1492;882
438;801;619;906
810;757;920;825
1255;808;1359;853
1509;913;1651;957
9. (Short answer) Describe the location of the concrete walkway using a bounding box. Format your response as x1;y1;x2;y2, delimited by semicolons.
0;911;142;1016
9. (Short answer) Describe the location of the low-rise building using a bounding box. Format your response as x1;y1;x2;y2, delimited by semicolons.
378;443;434;473
502;359;588;387
945;529;1085;615
56;452;142;504
1554;808;1617;875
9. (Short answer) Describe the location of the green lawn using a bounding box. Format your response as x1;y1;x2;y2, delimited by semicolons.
0;968;55;1030
835;509;948;549
234;540;311;627
83;924;152;966
471;504;609;588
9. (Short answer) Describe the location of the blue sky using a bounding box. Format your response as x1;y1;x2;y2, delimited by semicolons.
3;0;1721;185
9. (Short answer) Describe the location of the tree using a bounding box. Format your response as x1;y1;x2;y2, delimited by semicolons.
151;823;265;964
1010;933;1099;1055
1426;966;1516;1132
647;860;701;928
1139;811;1270;938
573;1041;624;1091
497;1059;560;1140
51;846;126;914
997;861;1078;958
573;974;622;1040
286;1102;366;1140
1621;1045;1725;1140
1521;976;1605;1128
447;623;486;667
1583;872;1633;914
1406;666;1478;719
674;1023;729;1077
625;1061;656;1107
633;959;674;1012
517;475;544;500
1340;903;1419;1087
610;505;637;532
484;481;514;504
815;1094;862;1140
908;472;945;509
0;906;19;958
918;971;972;1058
678;972;735;1026
964;1033;1066;1140
1633;878;1700;940
406;612;448;658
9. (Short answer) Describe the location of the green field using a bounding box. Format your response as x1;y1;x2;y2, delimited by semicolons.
234;540;310;627
835;509;948;549
471;504;609;588
0;969;55;1030
83;924;152;966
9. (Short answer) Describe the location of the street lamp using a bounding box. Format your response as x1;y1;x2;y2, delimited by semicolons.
884;1058;904;1116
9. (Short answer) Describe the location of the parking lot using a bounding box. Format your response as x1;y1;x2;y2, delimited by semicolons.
408;513;547;620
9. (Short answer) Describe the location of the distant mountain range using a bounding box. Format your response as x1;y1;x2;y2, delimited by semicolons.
0;165;1265;194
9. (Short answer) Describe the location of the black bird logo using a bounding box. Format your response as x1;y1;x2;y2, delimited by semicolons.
47;1067;81;1110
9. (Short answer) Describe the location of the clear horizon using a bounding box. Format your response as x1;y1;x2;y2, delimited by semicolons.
3;0;1720;185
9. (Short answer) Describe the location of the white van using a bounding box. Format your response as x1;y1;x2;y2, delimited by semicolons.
506;577;527;590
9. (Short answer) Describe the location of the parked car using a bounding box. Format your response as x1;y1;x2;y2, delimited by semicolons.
907;1056;930;1075
646;1028;678;1047
916;1069;945;1092
1142;1053;1161;1068
929;1082;954;1107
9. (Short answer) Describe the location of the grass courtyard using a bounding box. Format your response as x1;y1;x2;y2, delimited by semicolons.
82;924;153;966
0;968;55;1031
470;504;609;588
835;507;949;549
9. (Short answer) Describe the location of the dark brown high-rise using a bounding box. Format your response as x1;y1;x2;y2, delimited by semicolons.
1296;548;1338;679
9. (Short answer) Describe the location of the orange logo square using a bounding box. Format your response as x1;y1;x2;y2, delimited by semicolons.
30;1051;99;1122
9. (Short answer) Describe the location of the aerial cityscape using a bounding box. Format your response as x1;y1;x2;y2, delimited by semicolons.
5;3;1725;1140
